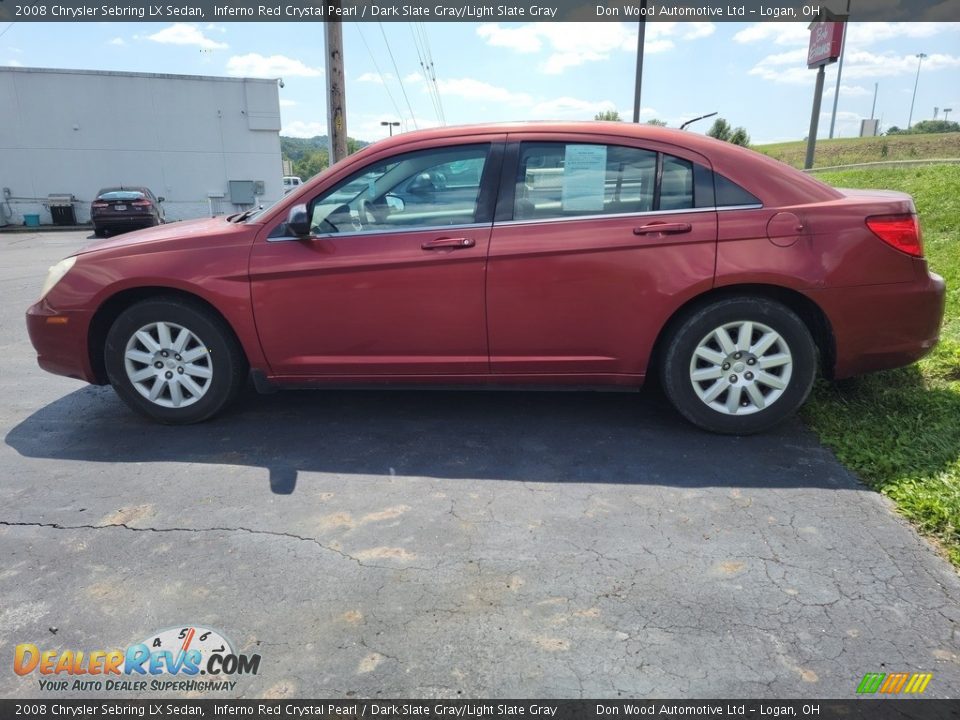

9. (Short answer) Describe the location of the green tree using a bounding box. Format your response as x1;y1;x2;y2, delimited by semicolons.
646;118;668;127
729;127;751;147
294;149;330;180
707;118;732;142
708;118;751;146
906;119;960;134
594;110;622;121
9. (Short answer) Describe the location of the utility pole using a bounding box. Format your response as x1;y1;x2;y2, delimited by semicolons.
805;65;827;170
870;82;878;119
632;1;647;123
325;7;348;164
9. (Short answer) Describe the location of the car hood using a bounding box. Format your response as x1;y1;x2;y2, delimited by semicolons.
76;217;250;256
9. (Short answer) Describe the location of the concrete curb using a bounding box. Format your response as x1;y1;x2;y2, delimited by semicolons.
804;158;960;172
0;224;91;234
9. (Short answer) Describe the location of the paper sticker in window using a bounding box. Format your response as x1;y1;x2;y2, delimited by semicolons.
562;144;607;212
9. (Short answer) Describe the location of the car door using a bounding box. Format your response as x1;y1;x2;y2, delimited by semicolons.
249;138;504;378
486;134;718;377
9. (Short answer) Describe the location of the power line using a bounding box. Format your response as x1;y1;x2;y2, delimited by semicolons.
354;24;404;127
379;22;418;130
0;23;15;41
418;23;446;124
409;22;442;124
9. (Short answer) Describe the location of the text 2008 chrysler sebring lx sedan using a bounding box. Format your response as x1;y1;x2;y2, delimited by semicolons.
27;123;945;434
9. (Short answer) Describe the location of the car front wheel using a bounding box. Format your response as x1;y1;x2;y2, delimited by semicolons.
660;297;817;435
104;298;246;424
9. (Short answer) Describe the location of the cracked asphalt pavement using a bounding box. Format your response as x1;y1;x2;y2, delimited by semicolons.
2;230;959;699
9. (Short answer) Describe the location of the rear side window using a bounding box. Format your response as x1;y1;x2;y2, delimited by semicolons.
514;143;656;220
512;143;716;220
715;174;761;207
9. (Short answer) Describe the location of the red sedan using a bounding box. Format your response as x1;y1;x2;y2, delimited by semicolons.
26;123;945;433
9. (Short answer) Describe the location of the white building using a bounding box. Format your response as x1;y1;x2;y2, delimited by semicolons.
0;67;283;227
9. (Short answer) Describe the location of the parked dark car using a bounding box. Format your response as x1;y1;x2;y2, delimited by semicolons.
28;123;945;433
90;187;165;237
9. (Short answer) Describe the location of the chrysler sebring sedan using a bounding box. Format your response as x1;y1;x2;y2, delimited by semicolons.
27;123;945;433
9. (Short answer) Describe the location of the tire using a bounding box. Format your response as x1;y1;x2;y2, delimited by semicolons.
93;227;106;238
660;297;817;435
104;297;246;424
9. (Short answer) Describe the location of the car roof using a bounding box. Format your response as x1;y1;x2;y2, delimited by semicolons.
97;186;149;194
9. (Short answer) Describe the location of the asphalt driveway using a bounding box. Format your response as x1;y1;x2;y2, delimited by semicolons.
1;230;959;699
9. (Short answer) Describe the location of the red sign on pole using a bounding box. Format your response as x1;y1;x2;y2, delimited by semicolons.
808;21;845;68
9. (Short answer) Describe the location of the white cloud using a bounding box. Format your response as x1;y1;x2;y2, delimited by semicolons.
4;59;23;67
226;53;322;78
282;121;326;138
530;96;617;118
841;51;960;79
108;37;126;47
279;99;297;107
146;23;228;50
436;77;532;105
429;75;628;122
403;72;425;84
476;21;713;74
476;23;544;53
735;21;960;49
734;23;810;46
358;71;389;84
683;23;716;40
838;84;872;97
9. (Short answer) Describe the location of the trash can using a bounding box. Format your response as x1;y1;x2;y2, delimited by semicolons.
24;214;40;227
47;194;77;226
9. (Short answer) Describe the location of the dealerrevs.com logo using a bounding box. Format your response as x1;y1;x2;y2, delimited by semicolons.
14;626;261;693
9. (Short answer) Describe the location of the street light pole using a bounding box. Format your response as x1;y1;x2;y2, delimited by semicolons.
907;53;927;129
944;108;953;122
380;121;400;137
632;0;648;123
828;0;851;139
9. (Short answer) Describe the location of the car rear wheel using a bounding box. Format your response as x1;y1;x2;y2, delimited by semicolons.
660;297;817;434
104;298;246;424
93;227;106;238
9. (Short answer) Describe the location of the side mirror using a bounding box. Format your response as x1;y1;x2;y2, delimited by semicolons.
286;203;310;237
385;194;405;212
157;196;165;203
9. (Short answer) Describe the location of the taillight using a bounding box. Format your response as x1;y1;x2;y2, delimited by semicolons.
866;214;923;257
132;199;151;207
91;201;108;208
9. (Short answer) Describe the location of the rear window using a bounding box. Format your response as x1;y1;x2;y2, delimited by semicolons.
98;191;146;201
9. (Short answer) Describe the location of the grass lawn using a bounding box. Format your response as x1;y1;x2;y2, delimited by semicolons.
755;132;960;169
803;165;960;565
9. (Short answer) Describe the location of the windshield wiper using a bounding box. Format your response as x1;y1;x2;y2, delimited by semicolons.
229;207;261;223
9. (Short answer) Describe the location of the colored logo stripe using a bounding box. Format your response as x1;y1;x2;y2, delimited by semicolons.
857;672;932;694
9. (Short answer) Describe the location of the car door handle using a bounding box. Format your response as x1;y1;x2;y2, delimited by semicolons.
421;237;475;250
633;222;692;235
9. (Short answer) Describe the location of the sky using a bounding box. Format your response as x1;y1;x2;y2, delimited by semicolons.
2;20;959;145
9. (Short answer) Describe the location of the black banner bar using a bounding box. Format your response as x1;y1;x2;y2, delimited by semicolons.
1;0;959;23
1;699;958;720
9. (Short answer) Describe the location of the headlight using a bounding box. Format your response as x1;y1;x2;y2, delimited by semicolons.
40;256;77;300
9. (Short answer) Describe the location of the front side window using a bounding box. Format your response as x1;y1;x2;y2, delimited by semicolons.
306;144;491;235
